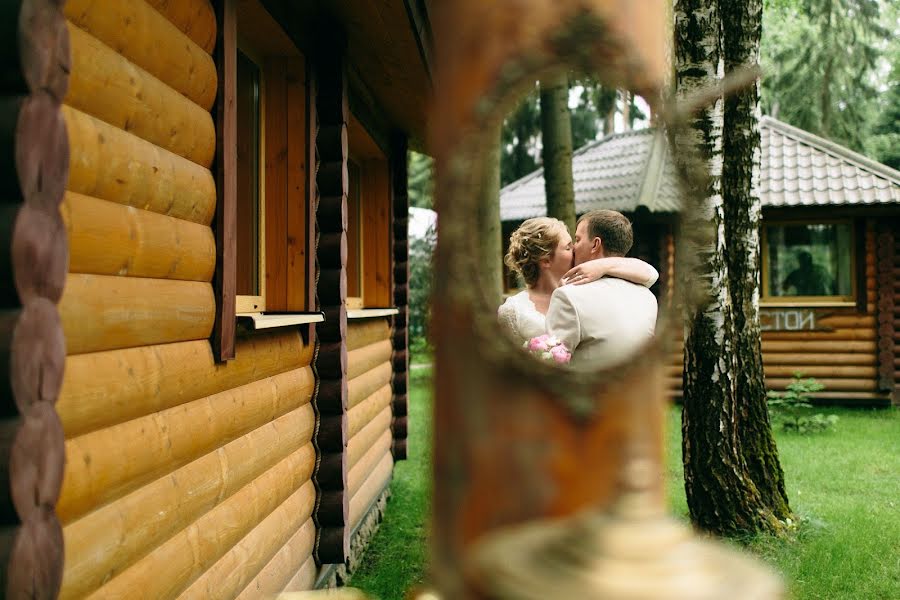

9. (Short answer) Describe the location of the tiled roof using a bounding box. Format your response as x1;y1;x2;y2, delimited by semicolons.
499;116;900;221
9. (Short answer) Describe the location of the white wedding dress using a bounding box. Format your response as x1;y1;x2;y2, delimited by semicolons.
498;291;548;346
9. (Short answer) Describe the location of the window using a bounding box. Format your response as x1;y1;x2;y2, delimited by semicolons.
762;221;855;304
236;49;265;312
346;113;393;309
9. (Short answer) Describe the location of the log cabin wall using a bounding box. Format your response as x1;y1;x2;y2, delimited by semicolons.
54;1;318;597
875;219;899;404
667;219;892;405
391;134;411;461
0;1;70;596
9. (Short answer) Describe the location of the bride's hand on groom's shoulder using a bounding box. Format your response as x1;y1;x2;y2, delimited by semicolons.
560;261;607;286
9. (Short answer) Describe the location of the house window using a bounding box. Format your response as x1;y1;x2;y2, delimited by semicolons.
762;221;855;303
236;49;265;312
347;113;393;309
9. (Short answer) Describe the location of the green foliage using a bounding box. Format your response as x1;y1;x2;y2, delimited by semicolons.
761;0;895;156
408;151;434;209
408;222;435;349
766;374;838;433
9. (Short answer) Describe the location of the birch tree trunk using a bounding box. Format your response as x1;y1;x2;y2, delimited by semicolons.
539;73;576;232
721;0;792;521
674;0;787;536
479;126;503;306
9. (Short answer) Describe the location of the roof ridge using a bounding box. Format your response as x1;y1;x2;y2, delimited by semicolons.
760;116;900;186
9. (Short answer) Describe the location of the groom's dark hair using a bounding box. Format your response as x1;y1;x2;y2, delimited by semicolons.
577;210;633;256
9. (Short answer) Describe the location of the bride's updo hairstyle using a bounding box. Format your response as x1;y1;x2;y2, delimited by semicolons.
504;217;568;287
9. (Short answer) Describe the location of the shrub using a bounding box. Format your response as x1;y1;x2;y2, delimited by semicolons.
766;374;838;434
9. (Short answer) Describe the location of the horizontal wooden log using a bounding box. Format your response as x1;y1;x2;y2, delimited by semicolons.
0;94;69;211
809;391;892;402
233;519;316;599
394;261;409;285
347;431;391;498
178;490;315;600
275;554;317;594
392;372;408;394
316;526;347;565
393;240;408;263
392;439;407;461
0;0;70;100
318;269;346;304
763;353;876;366
347;318;391;351
61;192;215;281
394;286;408;305
91;451;315;599
63;0;217;110
392;394;408;417
347;406;391;470
317;125;348;162
0;203;67;306
817;314;876;329
347;384;392;439
60;412;314;599
316;341;347;380
0;506;64;599
317;305;347;345
63;105;216;225
0;299;65;417
58;273;215;355
764;365;877;379
348;452;392;531
315;452;345;491
317;414;346;453
347;340;393;381
762;328;876;341
317;195;348;233
348;362;393;409
318;232;348;270
145;0;216;54
766;377;877;392
316;490;346;527
57;369;314;524
317;161;348;197
66;23;216;167
316;379;347;415
392;416;408;439
392;328;408;351
761;340;875;353
392;350;409;372
57;331;310;437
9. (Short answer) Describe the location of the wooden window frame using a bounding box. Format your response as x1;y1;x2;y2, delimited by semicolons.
213;0;317;361
760;218;858;307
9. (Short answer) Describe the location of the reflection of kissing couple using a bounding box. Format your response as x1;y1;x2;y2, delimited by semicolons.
498;210;658;369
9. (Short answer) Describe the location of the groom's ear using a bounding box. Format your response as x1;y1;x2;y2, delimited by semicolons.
591;237;603;254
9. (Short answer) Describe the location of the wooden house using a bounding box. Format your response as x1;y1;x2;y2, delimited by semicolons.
0;0;431;596
499;117;900;406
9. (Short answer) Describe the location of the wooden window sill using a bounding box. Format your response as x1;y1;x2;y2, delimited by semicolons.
237;312;325;330
347;308;399;319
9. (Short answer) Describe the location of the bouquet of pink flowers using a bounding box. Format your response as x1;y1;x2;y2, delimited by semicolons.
524;334;572;365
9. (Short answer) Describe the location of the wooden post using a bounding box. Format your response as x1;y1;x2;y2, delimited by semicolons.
312;24;351;565
0;1;69;595
875;220;896;402
212;0;236;361
390;134;410;461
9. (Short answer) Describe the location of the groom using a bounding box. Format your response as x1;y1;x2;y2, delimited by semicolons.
546;210;658;369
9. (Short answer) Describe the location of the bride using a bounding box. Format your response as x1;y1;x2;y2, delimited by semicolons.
498;217;658;344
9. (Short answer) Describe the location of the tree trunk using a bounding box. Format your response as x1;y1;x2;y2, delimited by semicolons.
620;90;631;131
674;0;786;536
539;73;576;232
478;126;503;306
721;0;792;521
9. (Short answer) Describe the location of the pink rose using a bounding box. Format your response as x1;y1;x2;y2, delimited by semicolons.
550;344;571;364
528;334;551;352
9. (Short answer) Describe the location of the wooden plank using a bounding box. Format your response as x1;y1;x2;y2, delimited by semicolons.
263;58;288;310
348;362;393;409
58;274;215;355
765;378;878;392
362;159;392;307
347;406;392;469
233;519;316;599
276;555;317;594
347;339;394;380
347;384;392;438
286;57;308;311
0;202;67;307
348;451;392;531
0;0;70;100
347;430;392;498
64;0;217;110
346;318;391;351
61;192;216;282
762;352;876;366
761;340;875;353
764;365;877;379
57;372;314;525
213;0;237;361
65;22;216;167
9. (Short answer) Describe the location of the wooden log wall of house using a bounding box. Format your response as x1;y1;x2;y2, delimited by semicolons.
0;1;70;594
666;221;890;404
391;135;411;460
53;1;318;596
875;220;899;404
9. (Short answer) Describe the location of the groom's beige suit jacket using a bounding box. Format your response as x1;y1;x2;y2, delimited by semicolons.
546;277;658;370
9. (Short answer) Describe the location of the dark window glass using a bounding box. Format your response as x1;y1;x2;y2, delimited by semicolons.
236;50;261;297
765;223;853;299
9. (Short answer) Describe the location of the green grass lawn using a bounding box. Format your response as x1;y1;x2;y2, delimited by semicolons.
352;372;900;599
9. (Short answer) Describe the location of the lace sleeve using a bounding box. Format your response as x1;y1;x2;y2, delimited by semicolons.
497;300;520;341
